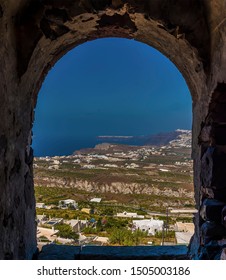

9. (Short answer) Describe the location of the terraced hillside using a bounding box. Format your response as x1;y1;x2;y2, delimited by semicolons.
34;130;194;213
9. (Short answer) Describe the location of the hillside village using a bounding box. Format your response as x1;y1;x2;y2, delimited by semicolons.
36;198;195;247
34;130;195;248
35;130;192;171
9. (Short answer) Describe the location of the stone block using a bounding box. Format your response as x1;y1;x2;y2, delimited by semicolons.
209;84;226;123
221;206;226;227
198;240;221;260
201;221;226;245
199;125;211;143
38;244;81;260
200;199;226;223
210;105;226;123
220;248;226;260
201;187;226;202
212;125;226;145
201;147;226;189
201;147;214;187
217;239;226;246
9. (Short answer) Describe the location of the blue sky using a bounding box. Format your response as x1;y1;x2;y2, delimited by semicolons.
32;38;192;156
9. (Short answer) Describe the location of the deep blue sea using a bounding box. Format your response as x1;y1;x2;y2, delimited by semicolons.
32;135;137;157
32;129;191;157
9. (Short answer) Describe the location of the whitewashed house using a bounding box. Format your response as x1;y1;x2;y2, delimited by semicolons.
116;211;144;219
36;214;47;225
36;202;46;209
45;218;63;226
90;198;102;203
174;222;194;245
132;219;164;236
59;199;78;209
66;219;89;233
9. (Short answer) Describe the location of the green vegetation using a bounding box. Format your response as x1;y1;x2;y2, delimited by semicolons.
109;228;148;246
155;230;175;239
55;224;79;240
35;185;194;214
38;235;50;242
36;208;90;220
82;227;98;235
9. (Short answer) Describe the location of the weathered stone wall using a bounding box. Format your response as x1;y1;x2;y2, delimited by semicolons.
0;0;225;259
38;244;189;260
0;1;37;259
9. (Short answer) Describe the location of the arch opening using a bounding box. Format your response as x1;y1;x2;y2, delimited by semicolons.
33;38;194;252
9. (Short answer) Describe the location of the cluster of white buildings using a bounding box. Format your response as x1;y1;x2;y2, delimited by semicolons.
37;217;90;245
34;129;192;171
36;197;194;246
169;129;191;148
36;199;79;210
37;197;102;211
33;132;192;173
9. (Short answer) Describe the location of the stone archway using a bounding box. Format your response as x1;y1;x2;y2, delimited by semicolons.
0;0;225;259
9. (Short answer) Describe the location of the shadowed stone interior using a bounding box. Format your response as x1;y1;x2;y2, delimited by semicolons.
0;0;225;259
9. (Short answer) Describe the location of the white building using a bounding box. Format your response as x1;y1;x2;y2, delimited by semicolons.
125;163;139;169
170;209;198;214
174;222;195;233
53;159;60;165
175;232;193;245
56;237;74;244
37;226;59;242
36;203;46;209
116;211;144;219
82;164;96;169
104;164;118;168
90;198;102;203
46;218;63;226
132;219;164;236
48;165;60;170
36;214;47;225
66;219;88;233
174;222;194;245
59;199;78;209
37;227;74;244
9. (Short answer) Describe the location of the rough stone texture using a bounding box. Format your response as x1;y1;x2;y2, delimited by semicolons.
35;177;193;199
200;199;226;224
220;248;226;260
38;244;188;260
37;244;81;260
201;221;226;245
0;0;225;259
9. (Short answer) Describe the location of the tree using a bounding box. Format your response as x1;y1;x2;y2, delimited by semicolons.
109;228;147;246
55;224;79;240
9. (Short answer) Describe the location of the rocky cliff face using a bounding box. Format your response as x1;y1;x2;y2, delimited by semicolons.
35;176;193;198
